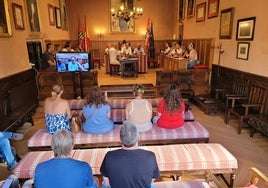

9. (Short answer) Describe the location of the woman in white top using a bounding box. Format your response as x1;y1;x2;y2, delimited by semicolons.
125;84;153;132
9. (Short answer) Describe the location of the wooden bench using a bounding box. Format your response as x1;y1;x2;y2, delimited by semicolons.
13;143;237;187
69;98;195;123
0;69;39;131
27;121;209;150
100;84;157;99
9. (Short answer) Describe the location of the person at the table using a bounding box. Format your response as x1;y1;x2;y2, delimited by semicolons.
125;84;153;132
184;42;198;68
161;42;172;55
153;83;185;129
34;129;98;188
120;42;132;57
100;122;160;188
169;42;183;57
133;43;145;56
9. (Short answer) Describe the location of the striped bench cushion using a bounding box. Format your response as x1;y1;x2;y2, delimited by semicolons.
69;98;195;122
153;180;209;188
28;122;209;149
13;143;237;179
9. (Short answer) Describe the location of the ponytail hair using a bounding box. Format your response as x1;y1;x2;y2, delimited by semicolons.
51;85;63;100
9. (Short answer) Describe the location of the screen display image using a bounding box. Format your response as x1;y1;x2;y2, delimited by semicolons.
55;52;91;72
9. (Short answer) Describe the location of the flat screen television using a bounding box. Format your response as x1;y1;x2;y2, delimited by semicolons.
55;52;91;72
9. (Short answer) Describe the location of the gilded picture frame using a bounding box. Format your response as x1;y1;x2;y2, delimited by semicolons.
207;0;219;19
55;7;61;29
196;2;206;22
0;0;12;37
110;0;135;33
59;0;68;30
12;3;25;30
219;7;234;39
48;4;55;26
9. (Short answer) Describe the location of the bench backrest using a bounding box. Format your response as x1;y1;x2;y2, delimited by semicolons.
8;80;38;112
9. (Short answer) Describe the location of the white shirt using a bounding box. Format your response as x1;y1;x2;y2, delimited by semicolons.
108;47;120;64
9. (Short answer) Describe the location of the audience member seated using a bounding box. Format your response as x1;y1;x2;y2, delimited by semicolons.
34;129;98;188
133;43;145;56
161;42;172;55
0;132;23;170
68;56;86;71
120;42;132;57
40;43;56;71
100;122;160;188
61;41;74;52
0;174;20;188
82;87;115;134
184;42;198;68
153;83;185;129
44;85;72;134
125;84;153;132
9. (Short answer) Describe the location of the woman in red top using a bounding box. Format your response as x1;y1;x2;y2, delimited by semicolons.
153;84;185;129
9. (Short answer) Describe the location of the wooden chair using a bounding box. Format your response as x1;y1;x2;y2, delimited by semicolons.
176;71;194;102
110;63;120;76
226;84;266;134
91;49;101;68
223;78;251;125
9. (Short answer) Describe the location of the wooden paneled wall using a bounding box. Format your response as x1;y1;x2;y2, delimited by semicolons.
45;38;214;67
211;65;268;115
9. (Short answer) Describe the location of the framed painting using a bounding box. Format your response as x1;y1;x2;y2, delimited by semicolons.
48;4;55;26
26;0;41;32
186;0;195;18
237;42;250;60
59;0;68;30
0;0;12;37
196;2;206;22
207;0;219;19
12;3;25;30
55;7;61;28
110;0;135;33
178;0;185;21
219;7;234;39
236;17;256;41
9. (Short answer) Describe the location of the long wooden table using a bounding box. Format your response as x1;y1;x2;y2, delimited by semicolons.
13;143;237;187
163;56;188;70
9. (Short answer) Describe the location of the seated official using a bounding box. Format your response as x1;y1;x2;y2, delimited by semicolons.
34;130;98;188
133;44;145;56
184;43;198;68
125;84;153;132
82;87;115;134
100;122;160;188
61;41;74;52
161;42;171;55
153;83;185;129
44;85;72;134
120;42;132;57
169;42;183;57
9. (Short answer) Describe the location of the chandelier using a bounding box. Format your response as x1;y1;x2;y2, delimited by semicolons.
111;1;143;22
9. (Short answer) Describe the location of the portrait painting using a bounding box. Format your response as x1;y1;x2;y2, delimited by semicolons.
59;0;68;30
110;0;135;33
26;0;40;32
0;0;12;37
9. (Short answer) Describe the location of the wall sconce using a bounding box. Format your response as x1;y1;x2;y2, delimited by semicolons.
96;31;104;38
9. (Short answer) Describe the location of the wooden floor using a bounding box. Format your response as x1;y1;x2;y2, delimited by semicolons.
1;66;268;187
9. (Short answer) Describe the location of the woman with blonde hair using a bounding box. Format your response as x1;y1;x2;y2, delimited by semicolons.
125;84;153;132
153;83;185;129
82;86;114;134
44;85;72;134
